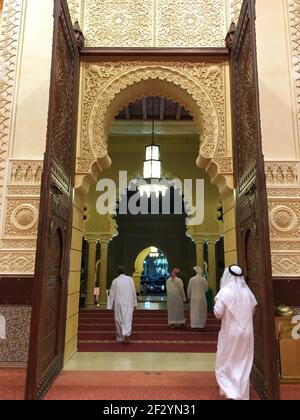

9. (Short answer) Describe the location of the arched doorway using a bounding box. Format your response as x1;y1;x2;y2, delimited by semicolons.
106;173;200;296
25;0;279;401
133;246;169;298
75;69;235;316
25;17;240;399
75;66;234;196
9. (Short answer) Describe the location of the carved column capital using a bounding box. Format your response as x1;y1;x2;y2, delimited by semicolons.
193;238;205;246
85;237;98;246
206;236;219;245
99;239;110;247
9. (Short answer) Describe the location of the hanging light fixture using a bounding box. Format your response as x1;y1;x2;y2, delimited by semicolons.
143;113;161;180
149;246;159;257
138;97;168;198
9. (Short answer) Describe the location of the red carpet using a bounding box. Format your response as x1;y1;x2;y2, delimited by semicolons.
0;370;26;400
1;370;300;400
78;309;220;353
45;371;259;400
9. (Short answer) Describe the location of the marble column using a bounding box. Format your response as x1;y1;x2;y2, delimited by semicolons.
207;239;217;296
195;239;205;269
133;271;142;293
99;240;109;305
86;239;97;307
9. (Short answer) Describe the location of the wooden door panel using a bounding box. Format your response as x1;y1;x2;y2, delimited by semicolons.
230;0;280;400
25;0;81;400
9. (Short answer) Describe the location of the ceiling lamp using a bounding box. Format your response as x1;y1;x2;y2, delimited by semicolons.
149;246;159;257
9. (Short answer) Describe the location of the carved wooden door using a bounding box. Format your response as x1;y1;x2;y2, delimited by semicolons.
25;0;80;400
229;0;280;400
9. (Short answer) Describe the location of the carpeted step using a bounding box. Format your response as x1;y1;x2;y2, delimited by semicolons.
78;317;217;322
78;319;221;326
78;332;218;341
77;309;220;353
77;342;218;353
79;311;217;317
78;324;220;332
79;310;217;316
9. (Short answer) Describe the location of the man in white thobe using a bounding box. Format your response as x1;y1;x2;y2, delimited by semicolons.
187;266;208;329
107;266;137;343
166;268;187;327
214;265;257;400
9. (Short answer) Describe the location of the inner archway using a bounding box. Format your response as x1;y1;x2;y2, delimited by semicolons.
67;72;236;365
107;178;198;294
76;62;234;198
78;88;230;314
133;247;152;294
133;246;169;298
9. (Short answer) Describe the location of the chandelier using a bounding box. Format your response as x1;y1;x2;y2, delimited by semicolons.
138;97;168;198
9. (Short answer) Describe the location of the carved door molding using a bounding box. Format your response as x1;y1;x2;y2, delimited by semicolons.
229;0;280;400
25;0;80;400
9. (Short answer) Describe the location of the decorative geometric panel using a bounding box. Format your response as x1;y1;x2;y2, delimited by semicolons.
67;0;81;23
0;0;23;214
288;0;300;147
84;0;154;47
80;61;226;162
230;0;243;24
83;0;227;47
156;0;226;47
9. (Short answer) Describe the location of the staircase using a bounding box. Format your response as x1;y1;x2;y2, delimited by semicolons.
78;309;220;352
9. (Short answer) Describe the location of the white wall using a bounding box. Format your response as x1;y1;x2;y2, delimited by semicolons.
12;0;53;158
256;0;299;160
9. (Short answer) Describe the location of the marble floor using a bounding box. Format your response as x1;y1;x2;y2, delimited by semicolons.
92;296;169;311
64;352;216;372
138;295;167;302
137;301;168;310
137;295;168;310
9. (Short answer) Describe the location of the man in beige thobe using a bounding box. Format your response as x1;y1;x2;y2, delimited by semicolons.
187;266;208;329
166;268;187;327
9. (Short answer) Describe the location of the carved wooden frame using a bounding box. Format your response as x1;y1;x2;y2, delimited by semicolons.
229;0;280;400
25;0;81;400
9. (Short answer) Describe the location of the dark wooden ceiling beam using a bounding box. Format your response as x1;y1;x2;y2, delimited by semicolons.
80;47;229;62
125;106;130;119
176;104;182;121
142;97;147;120
160;97;165;121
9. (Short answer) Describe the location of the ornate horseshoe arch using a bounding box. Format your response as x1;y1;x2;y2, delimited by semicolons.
76;62;233;196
